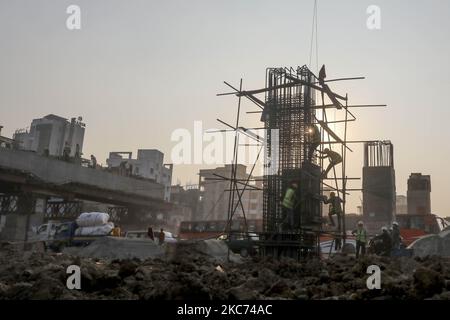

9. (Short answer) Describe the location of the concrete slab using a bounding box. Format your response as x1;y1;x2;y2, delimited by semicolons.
63;236;165;260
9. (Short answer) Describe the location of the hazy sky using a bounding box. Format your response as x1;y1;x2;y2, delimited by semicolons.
1;0;450;216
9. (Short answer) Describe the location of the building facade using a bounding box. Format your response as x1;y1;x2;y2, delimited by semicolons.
106;149;173;201
13;114;85;157
396;195;408;215
197;165;262;221
407;173;431;215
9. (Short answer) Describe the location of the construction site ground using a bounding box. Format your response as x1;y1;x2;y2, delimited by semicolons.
1;239;450;300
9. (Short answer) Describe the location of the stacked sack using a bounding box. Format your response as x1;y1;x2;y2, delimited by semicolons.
74;212;114;236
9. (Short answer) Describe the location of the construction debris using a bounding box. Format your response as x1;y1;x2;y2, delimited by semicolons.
1;242;450;300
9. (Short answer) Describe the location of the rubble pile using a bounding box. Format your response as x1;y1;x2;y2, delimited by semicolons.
1;241;450;300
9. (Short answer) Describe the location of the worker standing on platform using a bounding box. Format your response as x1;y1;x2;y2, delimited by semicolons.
379;227;392;256
318;148;342;178
158;228;165;245
90;155;97;168
282;181;298;231
322;192;343;231
352;221;367;258
147;227;155;241
63;142;71;161
391;221;401;249
111;225;121;237
307;125;321;162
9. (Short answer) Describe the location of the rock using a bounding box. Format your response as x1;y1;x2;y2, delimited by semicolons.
434;291;450;300
31;277;65;299
0;282;9;296
413;267;445;298
6;282;34;299
264;279;293;298
118;260;138;278
228;285;258;300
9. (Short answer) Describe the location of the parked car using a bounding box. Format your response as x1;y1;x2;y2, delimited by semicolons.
218;232;259;257
124;230;177;244
320;238;356;256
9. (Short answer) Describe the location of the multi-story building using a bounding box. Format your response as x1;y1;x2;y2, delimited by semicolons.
13;114;85;157
197;165;262;221
407;173;431;215
396;195;408;214
166;184;200;231
106;149;173;201
0;126;15;149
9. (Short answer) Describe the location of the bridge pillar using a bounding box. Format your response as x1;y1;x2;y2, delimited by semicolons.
0;193;47;242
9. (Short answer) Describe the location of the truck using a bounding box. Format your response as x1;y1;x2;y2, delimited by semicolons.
46;221;114;252
396;214;449;246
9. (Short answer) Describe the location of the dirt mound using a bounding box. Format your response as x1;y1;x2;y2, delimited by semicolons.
169;239;242;264
61;238;240;263
62;237;165;261
1;242;450;300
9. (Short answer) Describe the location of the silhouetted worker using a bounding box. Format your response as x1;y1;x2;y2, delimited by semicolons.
318;65;327;86
352;221;367;258
281;181;299;230
334;235;342;251
158;228;165;245
111;225;121;237
63;142;71;161
373;227;392;256
125;162;133;176
391;221;401;249
318;148;342;178
322;192;343;231
147;227;154;241
317;64;343;110
307;125;321;162
90;155;97;168
75;144;81;159
119;161;127;176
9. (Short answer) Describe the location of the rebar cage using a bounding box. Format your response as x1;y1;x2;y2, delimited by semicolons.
262;66;321;233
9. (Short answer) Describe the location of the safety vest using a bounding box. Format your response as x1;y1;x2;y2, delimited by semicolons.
282;187;296;209
355;228;367;243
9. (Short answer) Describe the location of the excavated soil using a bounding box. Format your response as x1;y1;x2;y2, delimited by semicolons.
1;241;450;300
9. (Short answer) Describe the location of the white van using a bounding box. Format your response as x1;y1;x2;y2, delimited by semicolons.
124;230;177;244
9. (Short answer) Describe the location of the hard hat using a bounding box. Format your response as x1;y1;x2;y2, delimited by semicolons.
358;221;364;225
392;221;399;226
381;226;388;232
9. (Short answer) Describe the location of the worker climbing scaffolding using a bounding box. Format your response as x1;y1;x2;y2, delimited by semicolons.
281;181;299;231
322;192;344;251
318;148;342;178
322;191;343;230
307;125;321;162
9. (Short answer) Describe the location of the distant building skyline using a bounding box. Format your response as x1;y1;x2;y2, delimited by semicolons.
1;0;450;216
13;114;85;158
106;149;173;201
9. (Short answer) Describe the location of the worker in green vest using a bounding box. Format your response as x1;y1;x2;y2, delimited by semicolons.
352;221;367;258
282;181;298;230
